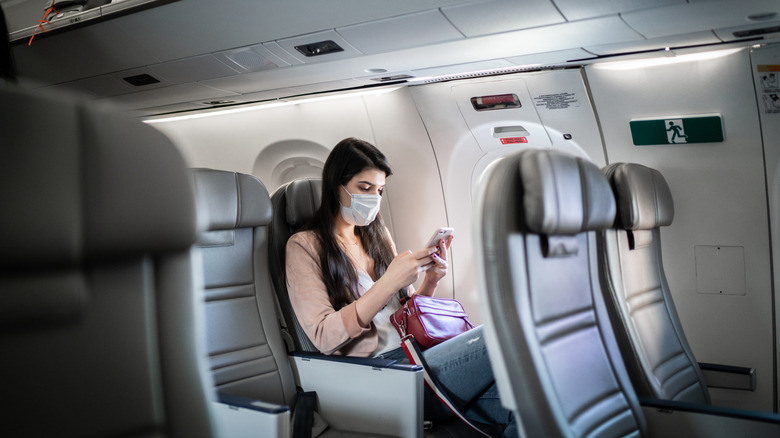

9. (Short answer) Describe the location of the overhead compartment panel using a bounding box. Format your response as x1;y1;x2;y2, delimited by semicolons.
441;0;564;37
150;55;242;84
552;0;684;21
336;10;463;55
622;0;780;39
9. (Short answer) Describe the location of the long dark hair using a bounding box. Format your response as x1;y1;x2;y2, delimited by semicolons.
303;137;396;310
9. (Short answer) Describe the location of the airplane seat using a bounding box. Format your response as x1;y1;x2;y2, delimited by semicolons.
268;178;498;437
473;149;649;437
0;86;216;437
193;170;408;437
191;169;298;406
600;162;711;405
269;177;322;352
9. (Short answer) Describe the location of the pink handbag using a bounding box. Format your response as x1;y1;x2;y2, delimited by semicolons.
390;294;474;350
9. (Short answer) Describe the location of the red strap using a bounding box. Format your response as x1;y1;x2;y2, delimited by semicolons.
400;336;493;437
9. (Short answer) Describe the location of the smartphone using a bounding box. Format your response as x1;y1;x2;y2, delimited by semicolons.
424;227;454;249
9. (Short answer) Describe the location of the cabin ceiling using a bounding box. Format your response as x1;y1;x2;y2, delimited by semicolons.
3;0;780;117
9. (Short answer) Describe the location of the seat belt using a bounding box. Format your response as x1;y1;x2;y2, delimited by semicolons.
400;336;493;438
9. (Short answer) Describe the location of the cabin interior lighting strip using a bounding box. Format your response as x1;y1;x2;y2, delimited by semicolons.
594;48;743;71
144;86;402;124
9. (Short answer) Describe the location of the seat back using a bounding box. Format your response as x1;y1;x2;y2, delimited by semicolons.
1;86;216;437
601;162;710;405
474;149;646;437
269;178;322;352
192;169;298;406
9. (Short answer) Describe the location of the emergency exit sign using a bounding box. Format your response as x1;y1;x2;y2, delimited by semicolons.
629;115;724;146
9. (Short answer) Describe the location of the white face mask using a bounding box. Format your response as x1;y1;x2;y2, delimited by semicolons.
340;186;382;226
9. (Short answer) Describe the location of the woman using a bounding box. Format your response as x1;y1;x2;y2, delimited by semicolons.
286;137;515;436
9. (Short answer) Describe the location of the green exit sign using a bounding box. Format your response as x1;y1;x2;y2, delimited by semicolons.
630;115;724;146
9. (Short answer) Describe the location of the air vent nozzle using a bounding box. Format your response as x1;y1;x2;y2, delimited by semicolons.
294;40;344;57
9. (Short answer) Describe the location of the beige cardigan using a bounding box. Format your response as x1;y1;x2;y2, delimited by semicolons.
286;230;389;356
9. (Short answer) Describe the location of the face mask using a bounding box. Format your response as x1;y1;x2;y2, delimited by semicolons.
340;186;382;226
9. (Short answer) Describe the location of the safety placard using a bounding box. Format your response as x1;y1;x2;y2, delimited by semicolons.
629;115;724;146
757;65;780;114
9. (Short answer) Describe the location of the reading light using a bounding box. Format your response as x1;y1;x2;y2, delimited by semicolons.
145;86;403;124
594;48;743;71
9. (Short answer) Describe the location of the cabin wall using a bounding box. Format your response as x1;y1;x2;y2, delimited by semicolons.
151;43;780;413
151;89;453;298
409;69;607;324
585;47;774;413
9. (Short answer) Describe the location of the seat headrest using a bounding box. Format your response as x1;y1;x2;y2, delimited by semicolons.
520;150;616;235
284;178;321;229
192;169;272;231
603;163;674;230
0;87;197;269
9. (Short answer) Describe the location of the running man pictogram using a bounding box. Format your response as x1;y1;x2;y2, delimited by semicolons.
666;120;688;144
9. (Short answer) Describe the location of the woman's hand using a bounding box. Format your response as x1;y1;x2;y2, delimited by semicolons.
415;234;453;296
423;234;452;284
382;247;437;290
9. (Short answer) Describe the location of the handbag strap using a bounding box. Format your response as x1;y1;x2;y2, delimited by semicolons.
399;335;493;438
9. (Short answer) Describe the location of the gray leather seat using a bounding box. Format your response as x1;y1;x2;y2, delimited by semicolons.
475;150;780;437
474;149;646;437
192;169;298;406
1;86;216;438
269;178;322;352
600;162;711;404
193;170;399;437
267;178;478;437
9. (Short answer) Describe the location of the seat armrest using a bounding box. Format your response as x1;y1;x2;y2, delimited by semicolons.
291;350;421;371
641;397;780;437
290;352;424;438
699;362;756;391
213;392;290;438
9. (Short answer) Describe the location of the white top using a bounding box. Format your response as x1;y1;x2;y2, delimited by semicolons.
356;270;403;356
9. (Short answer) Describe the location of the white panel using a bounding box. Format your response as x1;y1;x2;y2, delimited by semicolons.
362;88;452;297
150;55;241;83
409;81;486;322
522;69;607;167
212;401;289;438
441;0;563;37
622;0;780;39
695;245;746;295
276;29;362;64
336;10;463;54
586;47;773;412
552;0;683;21
451;78;551;152
584;31;721;56
290;356;423;438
